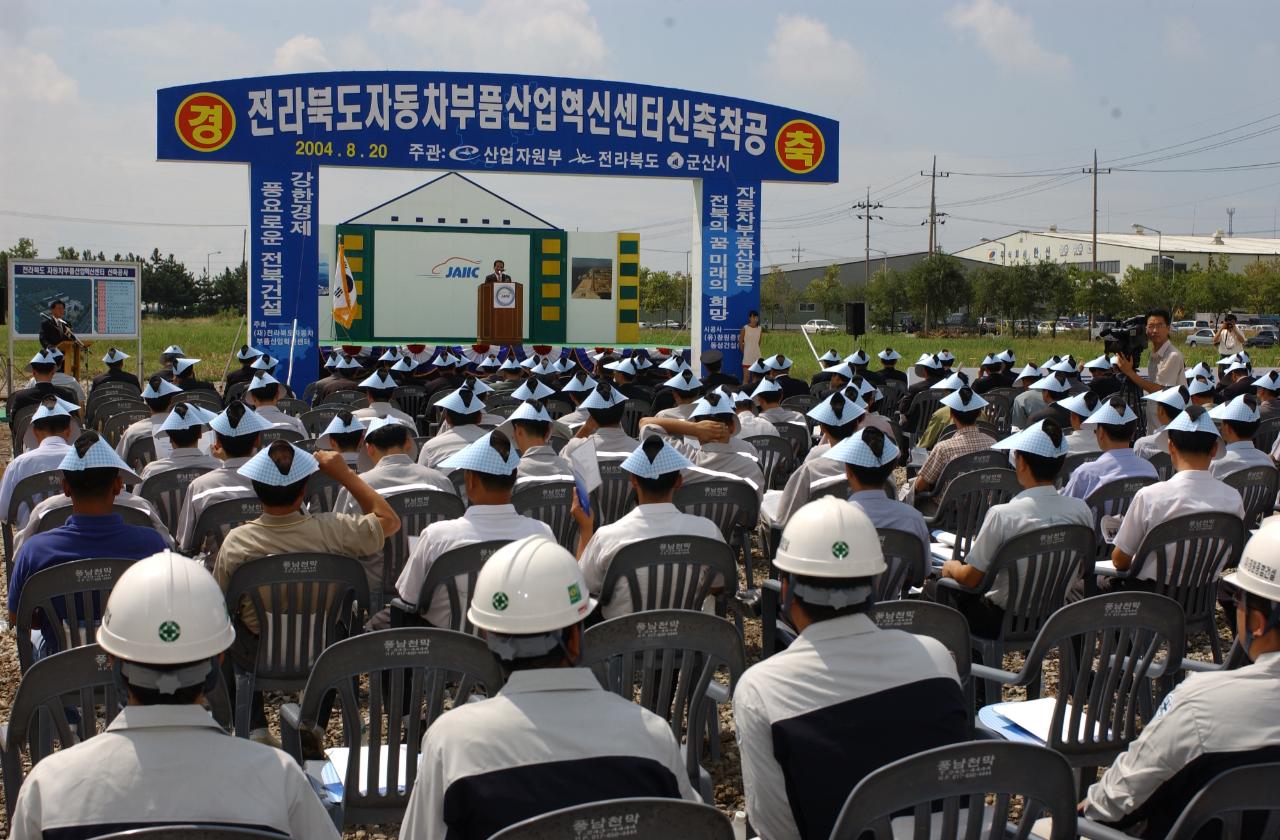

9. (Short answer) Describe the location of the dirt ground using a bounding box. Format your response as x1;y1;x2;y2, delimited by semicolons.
0;416;1231;840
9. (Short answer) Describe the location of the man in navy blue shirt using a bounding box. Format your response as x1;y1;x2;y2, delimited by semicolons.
7;432;169;647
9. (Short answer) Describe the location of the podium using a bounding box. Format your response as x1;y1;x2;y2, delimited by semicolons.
57;340;89;380
477;283;523;344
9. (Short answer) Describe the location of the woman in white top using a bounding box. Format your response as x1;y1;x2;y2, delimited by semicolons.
739;310;763;380
1214;313;1245;357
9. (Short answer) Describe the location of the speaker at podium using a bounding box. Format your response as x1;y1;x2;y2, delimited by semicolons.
477;281;523;344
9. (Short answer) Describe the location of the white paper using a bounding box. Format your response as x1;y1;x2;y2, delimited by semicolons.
567;439;603;495
930;544;952;564
991;697;1099;743
932;530;957;548
319;744;410;797
1100;515;1122;543
1094;560;1118;575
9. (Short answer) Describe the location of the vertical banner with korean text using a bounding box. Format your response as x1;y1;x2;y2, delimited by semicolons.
693;176;760;375
249;161;320;393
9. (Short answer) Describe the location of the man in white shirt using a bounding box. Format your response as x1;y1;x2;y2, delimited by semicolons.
1062;398;1157;501
335;416;453;507
734;390;779;438
556;371;597;431
508;400;575;488
761;391;864;529
1113;309;1186;429
353;370;416;426
639;391;765;499
417;386;490;469
825;427;931;561
1056;390;1102;455
0;397;74;526
1213;312;1246;357
317;411;366;469
174;402;272;554
654;369;703;419
114;375;183;462
1132;385;1189;460
1211;395;1274;479
244;372;306;436
570;437;724;618
561;382;641;462
138;403;221;480
394;431;553;627
753;378;807;430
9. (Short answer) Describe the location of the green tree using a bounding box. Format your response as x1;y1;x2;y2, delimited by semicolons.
638;267;681;324
1183;254;1241;321
760;265;796;328
904;253;970;329
864;267;908;330
1122;265;1187;317
1073;268;1125;324
1037;260;1075;337
141;248;199;318
968;265;1007;323
1242;259;1280;314
0;237;39;324
1004;263;1043;338
802;264;847;320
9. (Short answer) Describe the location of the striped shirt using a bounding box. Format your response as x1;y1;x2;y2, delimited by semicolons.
916;427;996;487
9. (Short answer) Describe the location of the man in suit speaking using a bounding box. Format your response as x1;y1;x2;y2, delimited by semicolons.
484;259;511;284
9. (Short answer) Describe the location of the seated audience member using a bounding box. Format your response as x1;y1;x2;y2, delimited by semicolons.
763;353;809;400
508;400;575;488
556;371;598;431
1133;385;1190;460
1255;369;1280;422
336;416;453;509
314;353;364;401
399;536;697;840
245;372;306;436
844;349;882;388
819;361;854;395
175;402;272;554
14;349;83;408
826;427;931;560
318;411;366;469
215;443;398;744
1023;372;1073;426
653;369;703;419
92;346;140;391
973;352;1014;393
1008;365;1049;427
810;349;842;386
145;344;184;382
602;356;645;399
1186;375;1216;408
877;347;908;385
1057;390;1102;455
761;391;865;529
701;348;740;390
1107;405;1244;591
1216;355;1253;403
753;378;807;431
912;387;995;501
639;391;765;498
1082;528;1280;837
916;371;973;450
394;431;553;628
354;370;416;425
417;385;489;469
1083;353;1121;399
114;375;182;461
9;551;340;840
571;437;724;618
225;344;263;391
1211;395;1273;479
898;353;944;429
1061;398;1157;501
561;383;641;461
170;357;218;395
735;498;968;840
734;389;779;438
138;403;221;479
929;420;1093;637
0;396;75;524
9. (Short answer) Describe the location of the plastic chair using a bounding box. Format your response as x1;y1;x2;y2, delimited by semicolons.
600;535;738;620
621;398;651;438
974;592;1186;785
875;528;930;600
1083;476;1157;562
981;390;1015;436
275;396;308;417
487;401;519;419
390;540;511;632
877;379;906;413
92;828;287;839
223;552;370;738
86;384;140;425
323;389;365;407
591;459;636;528
101;408;151;447
490;797;733;840
913;449;1008;508
0;643;231;817
937;523;1095;702
224;380;251;406
189;496;264;563
1252;416;1280;454
137;465;215;534
1109;512;1244;663
936;420;1001;443
259;427;305;446
544;395;574;420
872;599;974;718
780;394;816;413
511;481;578;553
775;421;811;460
391;385;428;422
9;403;40;456
181;391;225;415
301;407;340;436
907;388;945;439
923;468;1021;562
374;488;465;609
673;480;760;590
1222;464;1279;530
13;557;137;672
279;628;504;827
303;471;342;513
1153;762;1280;840
581;609;746;803
123;435;157;472
4;468;66;563
829;741;1077;840
1058;450;1103;487
745;433;795;490
1147;450;1173;480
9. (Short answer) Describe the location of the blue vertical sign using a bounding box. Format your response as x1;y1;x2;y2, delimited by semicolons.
250;162;319;388
696;177;761;375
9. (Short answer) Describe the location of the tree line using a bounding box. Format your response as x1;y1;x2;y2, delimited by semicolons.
0;237;247;323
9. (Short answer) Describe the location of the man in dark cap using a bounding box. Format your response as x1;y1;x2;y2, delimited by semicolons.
700;349;740;391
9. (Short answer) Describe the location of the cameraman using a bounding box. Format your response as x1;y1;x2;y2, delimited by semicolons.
1113;309;1185;426
1214;313;1246;357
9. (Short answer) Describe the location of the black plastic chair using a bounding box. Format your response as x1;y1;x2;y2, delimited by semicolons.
301;407;340;437
224;380;251;406
9;403;40;456
391;385;428;422
907;388;946;439
621;398;651;438
375;488;465;610
279;628;504;827
1083;476;1157;562
303;471;342;513
745;434;794;490
259;427;305;446
121;434;157;473
1222;464;1280;530
923;468;1021;563
780;394;816;414
275;396;308;417
1154;762;1280;840
1253;416;1280;454
0;643;231;818
36;501;154;533
591;459;636;529
181;391;225;415
872;599;975;721
673;480;760;590
101;408;151;447
391;540;511;632
775;421;811;460
875;527;930;600
4;468;65;564
936;420;1001;443
982;390;1015;436
93;828;287;839
1147;450;1173;480
829;741;1077;840
511;481;578;553
223;552;370;738
914;449;1008;508
189;496;264;563
1058;450;1103;487
581;609;746;803
13;557;137;673
600;535;738;619
490;797;733;840
138;465;215;535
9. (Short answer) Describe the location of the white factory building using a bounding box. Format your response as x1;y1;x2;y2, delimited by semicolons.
953;227;1280;276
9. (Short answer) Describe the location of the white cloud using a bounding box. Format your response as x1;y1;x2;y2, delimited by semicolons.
948;0;1069;74
369;0;607;75
271;34;334;74
1163;16;1202;59
764;15;866;94
0;45;77;103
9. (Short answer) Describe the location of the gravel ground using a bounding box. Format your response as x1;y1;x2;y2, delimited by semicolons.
0;414;1232;838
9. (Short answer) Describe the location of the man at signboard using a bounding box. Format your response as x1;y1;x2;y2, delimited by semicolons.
484;259;511;284
38;299;73;352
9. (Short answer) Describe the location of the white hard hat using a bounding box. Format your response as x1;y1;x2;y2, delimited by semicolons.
1223;526;1280;605
774;496;885;579
468;536;597;638
97;551;235;665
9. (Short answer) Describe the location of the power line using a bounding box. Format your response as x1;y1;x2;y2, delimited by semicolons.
0;209;245;229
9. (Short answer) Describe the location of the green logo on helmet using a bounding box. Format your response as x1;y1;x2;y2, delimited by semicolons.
832;541;849;559
158;621;181;643
567;583;582;604
492;592;509;611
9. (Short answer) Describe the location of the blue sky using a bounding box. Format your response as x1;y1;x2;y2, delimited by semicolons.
4;0;1280;275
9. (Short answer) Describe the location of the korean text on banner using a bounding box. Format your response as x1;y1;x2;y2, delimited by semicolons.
696;177;760;375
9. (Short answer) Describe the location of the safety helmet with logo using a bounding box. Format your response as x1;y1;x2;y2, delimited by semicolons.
1222;526;1280;646
774;497;885;609
467;535;597;660
97;550;236;695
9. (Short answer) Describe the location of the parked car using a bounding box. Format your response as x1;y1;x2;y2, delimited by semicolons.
1036;321;1058;335
1185;328;1216;347
1247;327;1279;348
652;320;684;329
803;319;838;334
1172;320;1198;333
976;317;999;336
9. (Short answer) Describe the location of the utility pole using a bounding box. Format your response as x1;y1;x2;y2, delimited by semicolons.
1082;149;1111;273
792;244;803;263
854;186;883;285
1227;207;1236;238
920;156;950;253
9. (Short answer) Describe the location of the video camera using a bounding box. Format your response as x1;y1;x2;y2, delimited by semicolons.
1100;315;1148;367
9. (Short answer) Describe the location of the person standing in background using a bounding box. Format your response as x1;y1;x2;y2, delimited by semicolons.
1214;313;1245;358
739;310;762;380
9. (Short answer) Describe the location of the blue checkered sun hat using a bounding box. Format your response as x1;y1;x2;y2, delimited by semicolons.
1253;371;1280;392
333;354;361;370
936;372;970;391
1210;394;1261;423
29;349;58;367
560;373;598;394
60;432;141;483
807;392;866;427
733;391;753;404
1143;385;1189;410
476;354;500;370
604;357;638;376
509;400;553;423
209;404;274;437
936;350;956;363
390;356;417;373
823;362;854;381
512;379;556;401
358;371;397;391
364;415;415;437
845;350;870;366
764;354;794;371
1056;392;1099;418
321;412;367;439
1187;378;1215;397
993;420;1069;458
1082;399;1138;428
751;378;782;398
32;396;78;422
1187;362;1214;380
141;377;183;399
462;376;493;395
1224;359;1250;375
689;391;737;418
323;354;338;370
377;349;399;363
161;345;185;356
159;402;217;432
940;388;988;412
824;427;900;468
659;354;690;372
1166;407;1220;436
1016;364;1043;381
1030;374;1071;394
439;432;521;475
663;369;703;391
621;438;693;478
236;345;263;362
101;347;130;364
437;387;485;414
1084;354;1113;370
1050;357;1078;374
747;358;770;374
912;353;940;369
579;384;628;410
237;442;319;486
981;353;999;367
878;348;902;362
818;349;841;364
996;349;1016;363
249;372;280;390
498;356;523;372
250;354;279;371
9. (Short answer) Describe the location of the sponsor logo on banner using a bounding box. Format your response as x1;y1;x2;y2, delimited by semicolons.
428;256;482;279
175;92;235;153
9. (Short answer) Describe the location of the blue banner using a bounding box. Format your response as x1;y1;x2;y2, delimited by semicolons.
696;177;761;376
158;72;837;184
249;161;320;390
